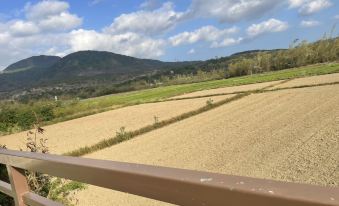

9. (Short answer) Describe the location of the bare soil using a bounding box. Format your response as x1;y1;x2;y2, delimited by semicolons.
76;84;339;206
0;95;231;154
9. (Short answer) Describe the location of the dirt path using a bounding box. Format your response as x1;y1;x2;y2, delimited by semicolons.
76;84;339;206
169;80;282;99
269;73;339;89
0;95;231;154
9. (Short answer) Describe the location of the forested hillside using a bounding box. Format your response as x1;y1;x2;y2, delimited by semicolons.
0;51;199;98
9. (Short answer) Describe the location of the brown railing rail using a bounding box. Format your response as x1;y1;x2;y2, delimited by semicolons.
0;149;338;206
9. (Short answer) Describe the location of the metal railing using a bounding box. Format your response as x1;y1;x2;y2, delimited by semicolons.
0;149;338;206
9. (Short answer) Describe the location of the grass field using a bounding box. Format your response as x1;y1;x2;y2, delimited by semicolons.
76;84;339;206
54;63;339;122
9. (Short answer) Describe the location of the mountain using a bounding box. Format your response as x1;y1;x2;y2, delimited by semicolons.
47;51;186;78
4;55;61;73
0;51;199;94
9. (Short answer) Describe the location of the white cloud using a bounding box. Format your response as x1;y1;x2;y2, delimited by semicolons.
0;32;10;46
211;38;244;48
189;0;282;23
247;18;288;37
289;0;332;15
0;32;70;69
0;0;82;68
188;48;195;54
0;0;82;38
24;0;82;32
334;15;339;20
2;0;332;70
9;20;40;36
289;0;305;8
299;0;332;15
104;2;184;36
300;20;320;27
37;12;82;32
170;26;238;46
25;0;69;20
45;47;68;57
0;0;170;69
69;29;166;58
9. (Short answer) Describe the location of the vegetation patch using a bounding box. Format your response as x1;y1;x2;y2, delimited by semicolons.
0;117;85;206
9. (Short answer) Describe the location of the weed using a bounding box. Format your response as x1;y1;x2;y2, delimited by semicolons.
116;127;132;141
0;113;85;206
153;116;159;126
206;98;214;106
23;113;85;206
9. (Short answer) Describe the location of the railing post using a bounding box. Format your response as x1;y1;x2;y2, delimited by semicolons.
6;166;29;206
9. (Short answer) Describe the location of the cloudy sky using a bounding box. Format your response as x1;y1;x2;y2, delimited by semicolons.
0;0;338;69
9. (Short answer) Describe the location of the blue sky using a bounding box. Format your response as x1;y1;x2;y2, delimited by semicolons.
0;0;338;69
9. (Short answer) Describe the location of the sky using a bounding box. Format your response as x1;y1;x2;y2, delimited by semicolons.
0;0;338;70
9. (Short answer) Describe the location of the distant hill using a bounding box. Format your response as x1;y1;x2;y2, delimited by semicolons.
4;55;61;73
47;51;186;78
0;51;198;93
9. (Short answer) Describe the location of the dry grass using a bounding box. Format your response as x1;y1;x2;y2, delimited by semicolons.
269;73;339;90
76;84;339;206
0;95;230;154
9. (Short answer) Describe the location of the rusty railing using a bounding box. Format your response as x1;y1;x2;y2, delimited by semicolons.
0;149;338;206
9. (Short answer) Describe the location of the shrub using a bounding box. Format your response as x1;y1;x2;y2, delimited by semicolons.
23;117;85;206
48;179;86;205
16;110;35;130
0;108;17;132
0;115;85;206
36;105;55;122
